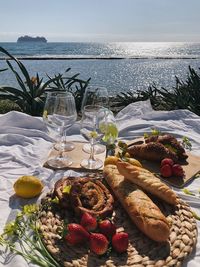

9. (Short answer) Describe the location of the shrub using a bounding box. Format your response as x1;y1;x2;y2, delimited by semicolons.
0;47;90;116
113;66;200;116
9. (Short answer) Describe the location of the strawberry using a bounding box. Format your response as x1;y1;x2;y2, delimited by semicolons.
99;219;116;239
172;164;184;177
161;158;174;167
160;164;172;178
65;233;79;246
65;223;90;245
112;232;129;253
80;212;97;231
89;233;109;255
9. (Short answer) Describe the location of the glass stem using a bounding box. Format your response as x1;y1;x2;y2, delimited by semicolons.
89;138;95;162
60;127;65;150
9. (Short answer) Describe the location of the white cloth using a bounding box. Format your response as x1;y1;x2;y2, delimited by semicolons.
0;102;199;266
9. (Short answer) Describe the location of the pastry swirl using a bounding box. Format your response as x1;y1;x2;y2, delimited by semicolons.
53;177;114;218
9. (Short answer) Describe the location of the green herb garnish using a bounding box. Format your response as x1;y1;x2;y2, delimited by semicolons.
62;185;72;194
192;211;200;221
182;188;195;196
182;136;192;150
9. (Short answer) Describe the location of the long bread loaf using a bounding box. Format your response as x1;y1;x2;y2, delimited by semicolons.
104;165;170;242
117;161;177;205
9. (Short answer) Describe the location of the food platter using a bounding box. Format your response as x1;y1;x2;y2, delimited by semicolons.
116;136;200;188
38;176;197;267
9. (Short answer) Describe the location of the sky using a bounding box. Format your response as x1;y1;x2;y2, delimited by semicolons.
0;0;200;42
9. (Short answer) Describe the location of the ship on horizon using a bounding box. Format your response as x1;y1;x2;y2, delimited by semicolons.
17;35;47;43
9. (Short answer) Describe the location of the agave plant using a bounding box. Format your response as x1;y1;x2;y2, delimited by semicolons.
0;46;63;116
148;66;200;115
46;70;91;113
0;47;90;116
111;84;159;112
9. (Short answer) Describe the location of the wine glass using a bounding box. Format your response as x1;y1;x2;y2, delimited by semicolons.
80;105;105;170
81;86;109;154
81;85;109;112
43;91;77;168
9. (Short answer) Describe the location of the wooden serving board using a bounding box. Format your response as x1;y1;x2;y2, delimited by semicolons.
140;153;200;188
44;141;106;171
117;139;200;188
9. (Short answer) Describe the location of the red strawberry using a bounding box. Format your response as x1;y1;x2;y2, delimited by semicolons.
99;220;116;239
65;233;79;246
65;223;90;245
112;232;129;253
89;233;109;255
161;158;174;167
80;212;97;231
160;164;172;178
172;164;184;177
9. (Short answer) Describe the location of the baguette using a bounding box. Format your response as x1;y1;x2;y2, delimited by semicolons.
117;161;177;205
104;165;170;242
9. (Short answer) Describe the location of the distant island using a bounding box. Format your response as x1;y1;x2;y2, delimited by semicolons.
17;35;47;43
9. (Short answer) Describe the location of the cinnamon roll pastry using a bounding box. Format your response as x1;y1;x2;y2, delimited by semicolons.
54;177;114;218
53;177;76;208
70;178;114;218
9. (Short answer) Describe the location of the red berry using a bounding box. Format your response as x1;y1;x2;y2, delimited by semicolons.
172;164;184;177
112;232;129;253
99;220;116;239
161;158;174;167
89;233;109;255
160;164;172;178
65;223;90;245
80;212;97;231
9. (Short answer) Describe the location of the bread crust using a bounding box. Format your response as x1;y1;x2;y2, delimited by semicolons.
104;165;170;242
127;142;178;162
116;161;177;205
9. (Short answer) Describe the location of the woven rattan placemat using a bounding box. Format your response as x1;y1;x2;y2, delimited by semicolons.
39;194;197;267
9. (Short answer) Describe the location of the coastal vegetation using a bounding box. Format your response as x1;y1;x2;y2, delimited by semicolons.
0;46;200;116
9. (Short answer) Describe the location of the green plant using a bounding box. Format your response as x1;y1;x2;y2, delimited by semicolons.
147;66;200;114
0;99;21;113
110;84;159;112
0;204;60;267
47;69;91;113
0;47;90;116
0;46;61;116
111;66;200;116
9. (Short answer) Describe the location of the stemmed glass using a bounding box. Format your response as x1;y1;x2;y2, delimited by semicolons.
43;91;77;168
80;105;105;170
81;85;109;111
81;86;109;154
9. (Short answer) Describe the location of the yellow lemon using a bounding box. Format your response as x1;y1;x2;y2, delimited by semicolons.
127;158;142;168
104;156;119;166
14;176;43;199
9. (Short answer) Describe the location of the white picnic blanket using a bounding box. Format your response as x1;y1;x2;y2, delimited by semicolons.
0;100;199;266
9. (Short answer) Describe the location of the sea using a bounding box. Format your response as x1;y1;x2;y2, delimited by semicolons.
0;42;200;95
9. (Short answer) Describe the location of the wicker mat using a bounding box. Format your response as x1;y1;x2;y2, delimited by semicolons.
39;194;197;267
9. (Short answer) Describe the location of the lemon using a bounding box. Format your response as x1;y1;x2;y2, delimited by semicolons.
104;156;119;166
14;176;43;199
127;158;142;168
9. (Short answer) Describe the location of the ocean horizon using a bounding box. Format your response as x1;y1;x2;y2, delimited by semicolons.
0;42;200;95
